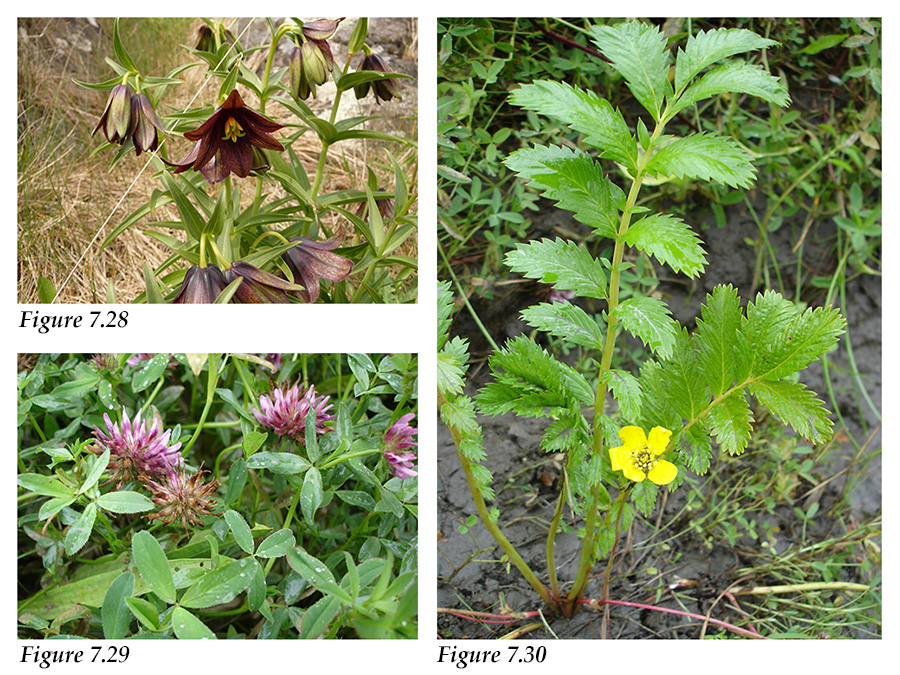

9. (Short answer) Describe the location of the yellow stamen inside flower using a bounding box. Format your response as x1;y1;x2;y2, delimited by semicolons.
631;445;656;473
222;117;245;142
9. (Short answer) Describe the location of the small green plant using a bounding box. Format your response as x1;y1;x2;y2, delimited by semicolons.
18;353;417;639
438;19;847;632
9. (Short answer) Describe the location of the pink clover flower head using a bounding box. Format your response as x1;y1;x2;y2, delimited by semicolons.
383;413;418;479
251;384;336;443
92;408;183;486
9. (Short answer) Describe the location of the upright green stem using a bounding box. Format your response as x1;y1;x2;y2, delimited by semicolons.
564;122;661;614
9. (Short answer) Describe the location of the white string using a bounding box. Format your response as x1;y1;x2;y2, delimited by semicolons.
52;17;260;303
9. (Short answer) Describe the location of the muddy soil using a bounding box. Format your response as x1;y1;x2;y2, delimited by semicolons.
437;197;881;639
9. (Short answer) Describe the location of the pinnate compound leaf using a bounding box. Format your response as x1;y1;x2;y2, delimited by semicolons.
612;296;678;358
505;145;624;238
623;213;707;277
508;82;638;172
674;27;779;92
645;133;757;188
705;390;753;455
521;302;605;350
437;280;455;350
590;21;671;120
670;61;790;118
438;336;469;397
506;238;607;300
439;395;484;462
694;284;742;395
748;379;833;443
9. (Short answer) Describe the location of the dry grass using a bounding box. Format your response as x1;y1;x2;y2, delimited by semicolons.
17;17;418;303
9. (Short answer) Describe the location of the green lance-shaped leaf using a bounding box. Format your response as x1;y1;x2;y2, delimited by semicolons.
644;133;757;189
255;529;296;559
131;530;176;604
505;145;625;239
623;213;707;278
65;503;97;555
508;81;638;173
521;301;605;351
674;27;779;93
669;61;790;119
179;558;255;609
300;467;324;526
171;606;217;639
694;284;742;396
704;390;753;455
506;238;607;300
96;490;154;514
611;296;679;359
748;379;833;444
590;21;671;121
224;509;255;555
101;573;135;640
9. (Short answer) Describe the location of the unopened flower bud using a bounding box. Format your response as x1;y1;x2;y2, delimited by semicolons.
302;40;328;86
94;83;133;144
301;18;343;41
129;93;165;156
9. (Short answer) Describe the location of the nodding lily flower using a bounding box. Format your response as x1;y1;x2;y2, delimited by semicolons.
251;384;336;444
164;89;284;184
172;264;228;304
383;413;418;479
289;18;342;100
224;261;299;304
93;83;133;144
144;465;220;532
609;426;678;486
354;53;402;104
128;92;165;156
282;232;353;303
92;408;183;487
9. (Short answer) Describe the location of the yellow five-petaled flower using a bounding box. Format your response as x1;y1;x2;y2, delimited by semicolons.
609;426;678;486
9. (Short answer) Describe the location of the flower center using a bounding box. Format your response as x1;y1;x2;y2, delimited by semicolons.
222;117;245;142
631;444;657;473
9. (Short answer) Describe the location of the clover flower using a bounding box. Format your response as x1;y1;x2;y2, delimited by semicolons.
93;408;183;486
251;384;336;443
383;413;418;479
144;465;220;532
164;89;284;184
282;233;353;303
609;426;677;486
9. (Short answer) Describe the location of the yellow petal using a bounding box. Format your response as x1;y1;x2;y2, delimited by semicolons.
622;464;646;482
648;426;672;455
647;459;678;485
609;445;629;471
618;426;647;448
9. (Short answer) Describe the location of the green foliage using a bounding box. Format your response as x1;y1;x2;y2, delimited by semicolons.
17;353;417;639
